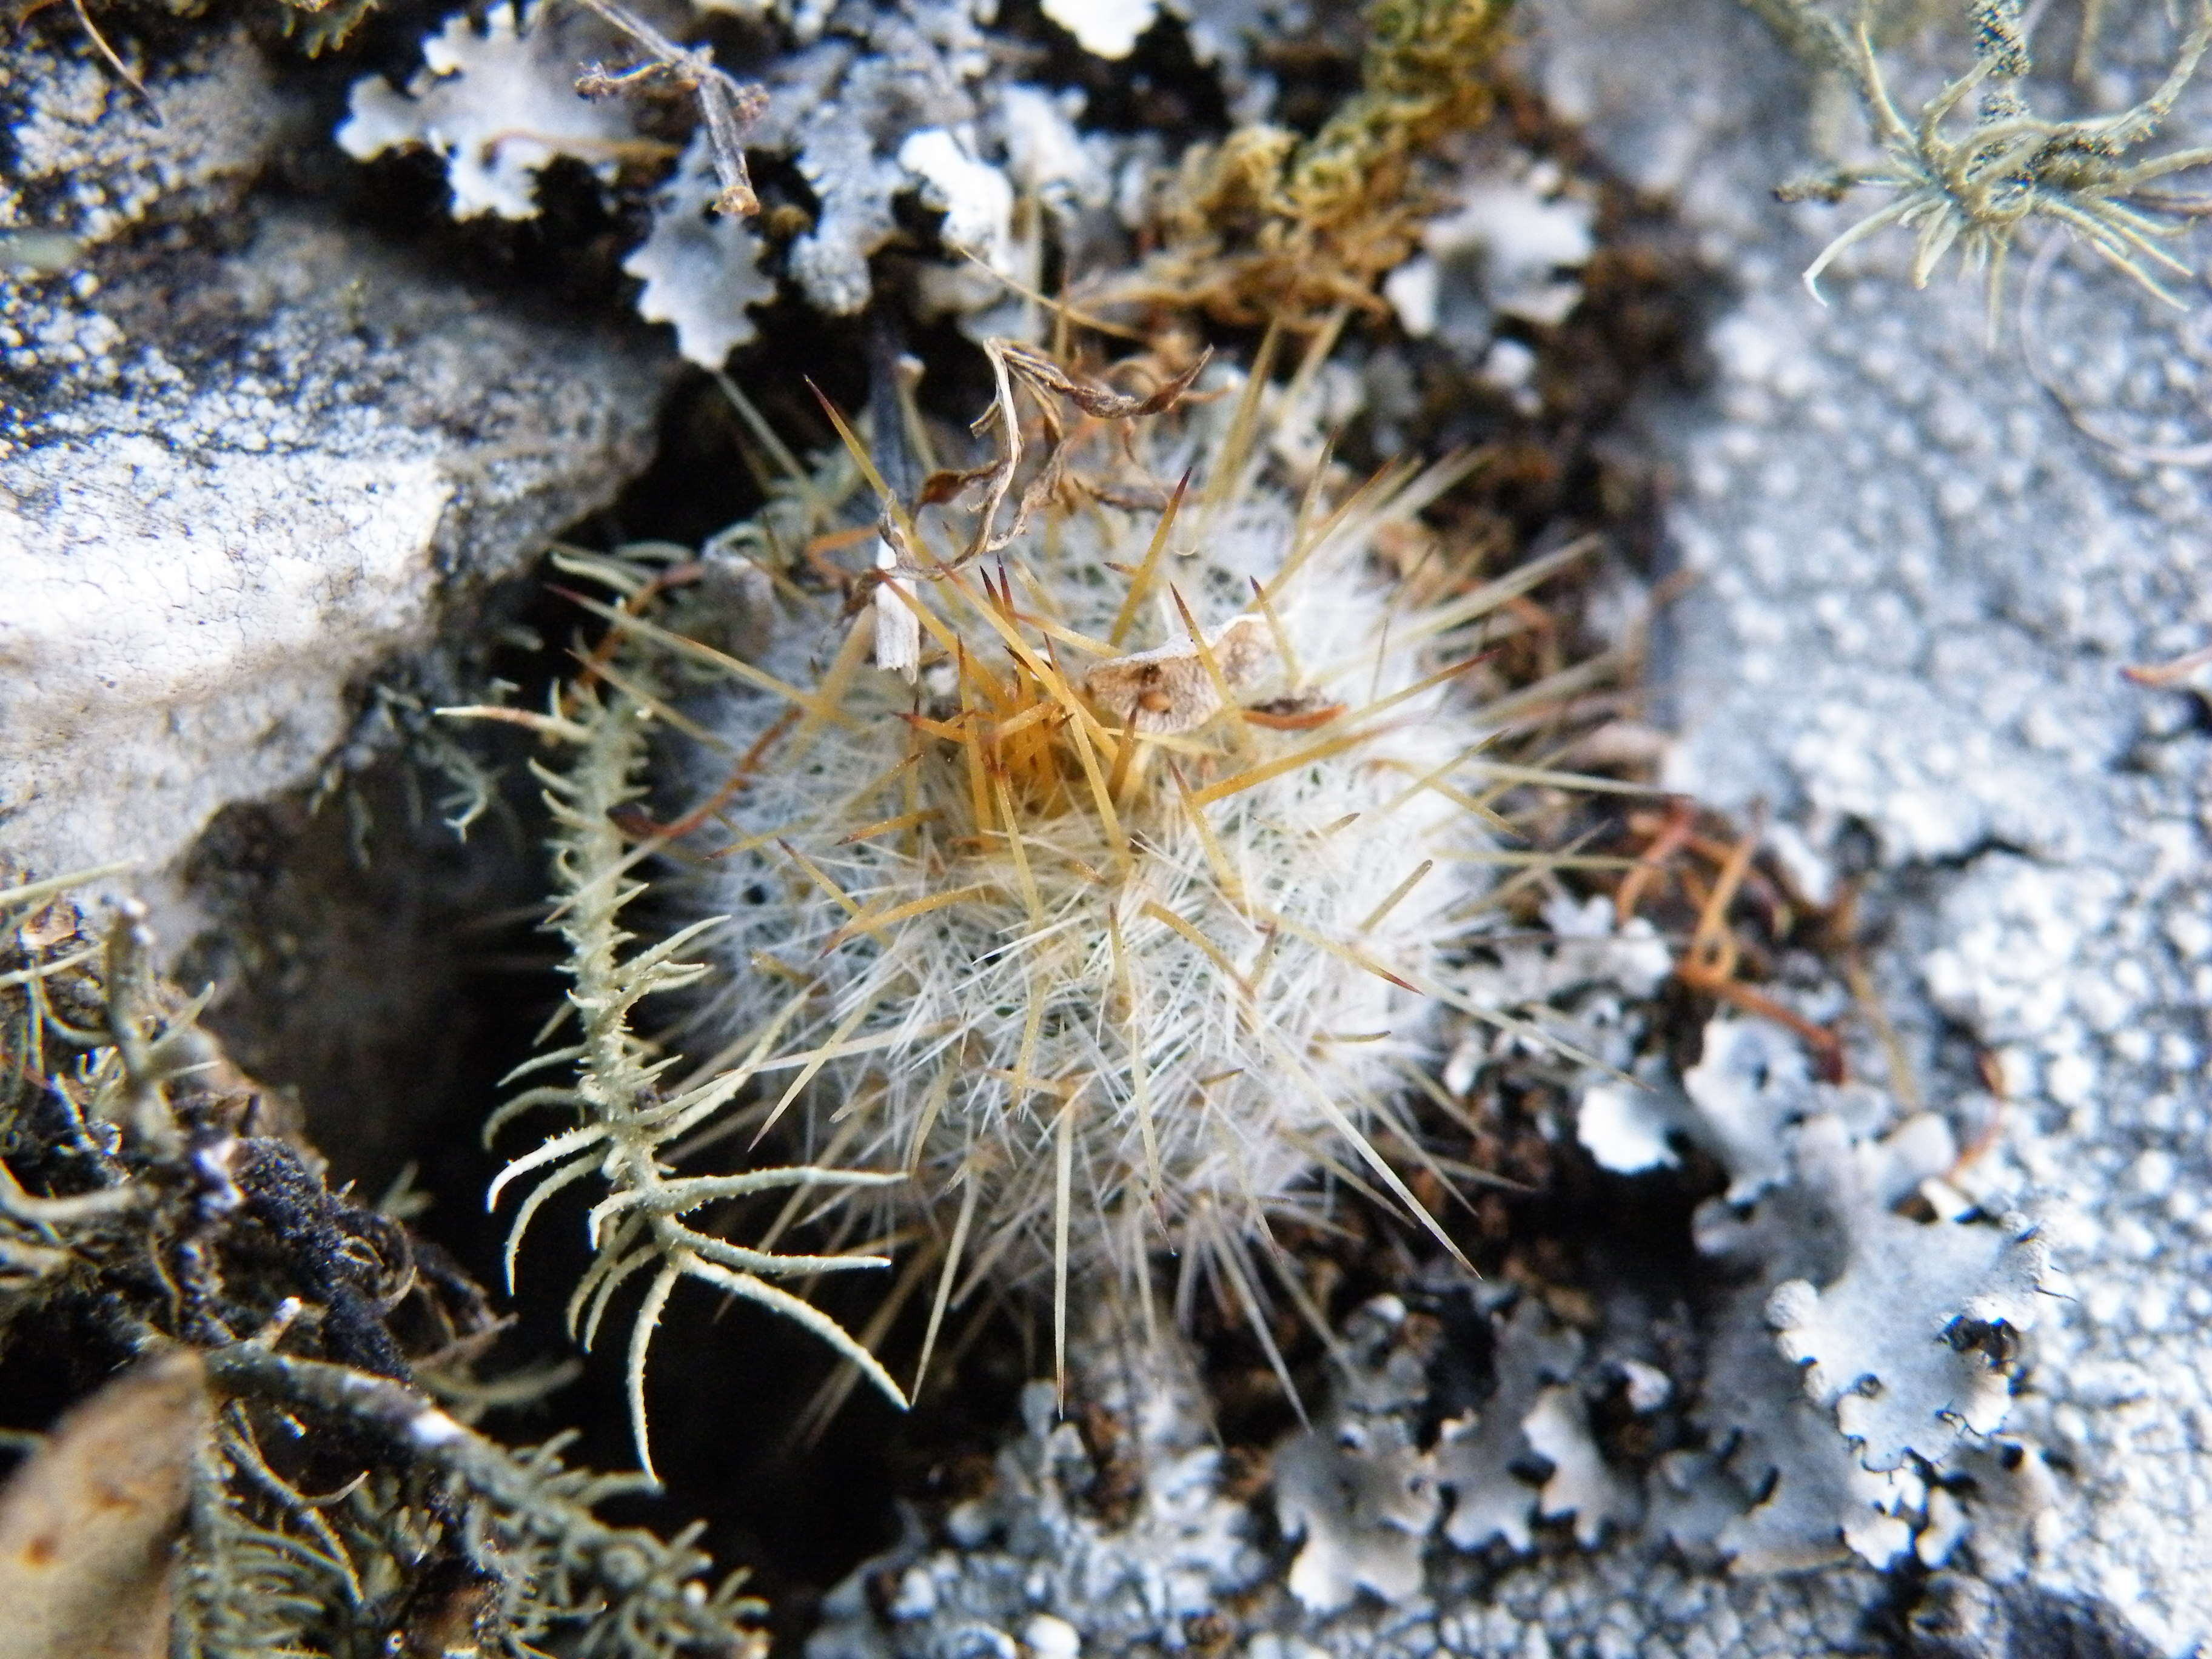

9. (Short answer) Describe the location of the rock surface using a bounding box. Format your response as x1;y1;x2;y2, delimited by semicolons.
1537;0;2212;1647
0;31;665;894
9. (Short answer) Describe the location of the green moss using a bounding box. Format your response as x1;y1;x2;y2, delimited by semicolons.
1127;0;1514;324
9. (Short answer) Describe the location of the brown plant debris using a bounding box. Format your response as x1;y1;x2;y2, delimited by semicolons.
1105;0;1513;327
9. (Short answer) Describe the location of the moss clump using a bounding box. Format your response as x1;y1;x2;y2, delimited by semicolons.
1121;0;1514;324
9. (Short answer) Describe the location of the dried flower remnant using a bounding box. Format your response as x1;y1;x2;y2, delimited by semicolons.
1750;0;2212;331
0;1351;209;1659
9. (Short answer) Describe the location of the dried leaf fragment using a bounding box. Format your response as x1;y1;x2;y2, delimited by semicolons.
1085;615;1273;733
0;1350;212;1659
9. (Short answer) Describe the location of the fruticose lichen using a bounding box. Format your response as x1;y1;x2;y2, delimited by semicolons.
1748;0;2212;326
0;866;773;1657
454;603;905;1476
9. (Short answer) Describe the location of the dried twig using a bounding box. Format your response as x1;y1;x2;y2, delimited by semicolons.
570;0;766;215
875;341;1209;577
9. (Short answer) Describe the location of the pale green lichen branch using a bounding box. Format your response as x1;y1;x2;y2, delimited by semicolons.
446;567;907;1480
1752;0;2212;332
196;1335;771;1659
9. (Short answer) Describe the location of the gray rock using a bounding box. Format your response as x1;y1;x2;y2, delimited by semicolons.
1;26;292;287
1;35;665;893
1530;0;2212;1646
1908;1573;2166;1659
